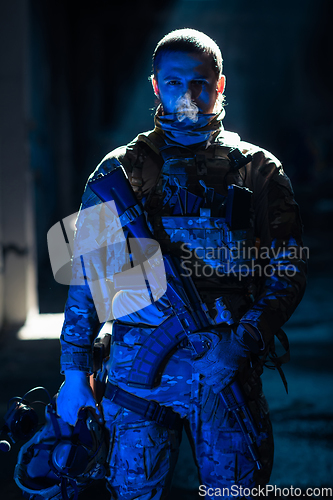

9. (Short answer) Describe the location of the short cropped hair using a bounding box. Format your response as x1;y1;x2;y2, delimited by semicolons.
152;28;223;80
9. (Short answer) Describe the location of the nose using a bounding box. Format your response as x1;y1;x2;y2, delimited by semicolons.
188;83;202;101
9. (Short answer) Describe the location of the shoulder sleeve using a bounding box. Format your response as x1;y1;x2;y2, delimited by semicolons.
239;147;308;346
60;148;129;373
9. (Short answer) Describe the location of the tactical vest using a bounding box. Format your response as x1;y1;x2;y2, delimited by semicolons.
130;131;257;278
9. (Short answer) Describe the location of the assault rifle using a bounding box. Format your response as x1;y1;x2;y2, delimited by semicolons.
88;164;262;470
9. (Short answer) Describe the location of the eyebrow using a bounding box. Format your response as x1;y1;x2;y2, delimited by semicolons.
163;75;182;80
163;75;208;82
163;74;209;81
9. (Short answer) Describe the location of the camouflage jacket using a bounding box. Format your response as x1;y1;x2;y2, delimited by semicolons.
60;129;307;374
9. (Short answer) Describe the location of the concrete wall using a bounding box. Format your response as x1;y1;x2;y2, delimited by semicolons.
0;1;37;330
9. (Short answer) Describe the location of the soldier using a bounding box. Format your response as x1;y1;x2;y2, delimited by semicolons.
56;28;307;499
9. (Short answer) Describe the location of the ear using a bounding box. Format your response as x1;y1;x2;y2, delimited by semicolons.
152;77;159;97
217;75;226;95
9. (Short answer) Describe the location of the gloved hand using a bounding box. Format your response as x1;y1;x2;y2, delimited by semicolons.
189;326;254;394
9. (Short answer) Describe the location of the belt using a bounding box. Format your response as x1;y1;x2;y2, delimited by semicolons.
104;383;183;430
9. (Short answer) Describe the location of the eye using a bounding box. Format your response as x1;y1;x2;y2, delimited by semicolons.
167;80;181;86
192;80;207;86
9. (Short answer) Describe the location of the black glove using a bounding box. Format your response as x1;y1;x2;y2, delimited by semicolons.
190;324;258;394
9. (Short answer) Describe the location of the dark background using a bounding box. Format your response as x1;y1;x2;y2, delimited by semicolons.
0;0;333;498
27;0;333;310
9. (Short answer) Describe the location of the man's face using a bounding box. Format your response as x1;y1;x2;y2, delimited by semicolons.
153;51;225;115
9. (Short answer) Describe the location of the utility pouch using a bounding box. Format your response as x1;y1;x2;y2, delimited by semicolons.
93;333;112;374
90;333;112;404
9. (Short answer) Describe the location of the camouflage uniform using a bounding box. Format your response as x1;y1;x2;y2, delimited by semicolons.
60;118;307;499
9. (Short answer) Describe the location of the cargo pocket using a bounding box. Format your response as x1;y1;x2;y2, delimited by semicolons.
197;430;257;488
107;419;179;494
